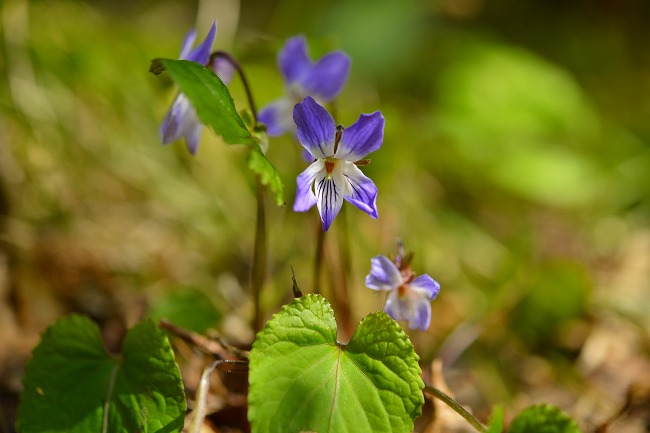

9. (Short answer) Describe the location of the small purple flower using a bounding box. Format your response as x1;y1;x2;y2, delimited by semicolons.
160;21;234;155
365;255;440;331
258;35;351;137
293;97;383;232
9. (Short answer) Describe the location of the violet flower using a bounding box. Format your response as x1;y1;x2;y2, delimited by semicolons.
258;35;351;137
160;21;234;154
365;255;440;331
293;97;383;232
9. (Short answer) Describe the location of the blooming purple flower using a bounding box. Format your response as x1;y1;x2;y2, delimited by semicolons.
160;21;234;154
365;255;440;331
293;97;383;231
258;35;351;137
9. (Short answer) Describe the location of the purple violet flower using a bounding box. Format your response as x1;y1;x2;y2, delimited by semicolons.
160;21;234;155
293;97;383;232
258;35;351;137
365;255;441;331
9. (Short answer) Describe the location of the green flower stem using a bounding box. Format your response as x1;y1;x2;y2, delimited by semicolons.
313;222;325;295
333;205;353;339
210;51;267;332
322;101;353;339
424;384;487;433
252;177;267;332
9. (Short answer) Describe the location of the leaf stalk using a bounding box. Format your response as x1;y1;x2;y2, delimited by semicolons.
424;384;487;433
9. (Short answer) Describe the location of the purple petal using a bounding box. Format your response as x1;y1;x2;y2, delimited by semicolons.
384;291;401;321
160;93;202;153
210;56;235;85
365;255;402;291
409;274;441;301
300;51;351;101
293;97;335;158
293;160;323;212
184;21;216;64
279;35;312;85
184;123;203;155
408;299;432;331
341;163;378;218
384;287;433;331
179;29;197;59
160;93;193;143
258;98;295;137
160;103;181;145
335;111;384;161
314;170;344;232
301;148;315;162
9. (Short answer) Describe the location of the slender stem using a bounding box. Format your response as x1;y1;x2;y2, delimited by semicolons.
252;177;267;332
334;205;353;339
210;50;258;121
424;384;487;433
313;222;326;294
210;50;266;331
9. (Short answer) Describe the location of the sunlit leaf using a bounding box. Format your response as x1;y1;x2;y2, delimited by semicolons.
152;59;284;204
247;144;285;206
17;315;186;433
248;294;424;433
153;58;256;146
509;404;581;433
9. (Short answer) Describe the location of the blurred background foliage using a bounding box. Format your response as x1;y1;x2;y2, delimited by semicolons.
1;0;650;431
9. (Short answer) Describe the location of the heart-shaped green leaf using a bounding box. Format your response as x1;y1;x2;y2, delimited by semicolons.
17;315;186;433
248;294;424;433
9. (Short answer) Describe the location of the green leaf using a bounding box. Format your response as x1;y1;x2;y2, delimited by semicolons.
154;58;256;146
153;59;284;205
17;315;186;433
247;144;285;206
509;404;581;433
248;294;424;433
486;405;504;433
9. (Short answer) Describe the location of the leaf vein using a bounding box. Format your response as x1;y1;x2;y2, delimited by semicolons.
102;362;120;433
285;350;339;430
326;349;342;433
340;360;373;432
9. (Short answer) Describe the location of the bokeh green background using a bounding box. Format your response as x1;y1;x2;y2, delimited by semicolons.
1;0;649;431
